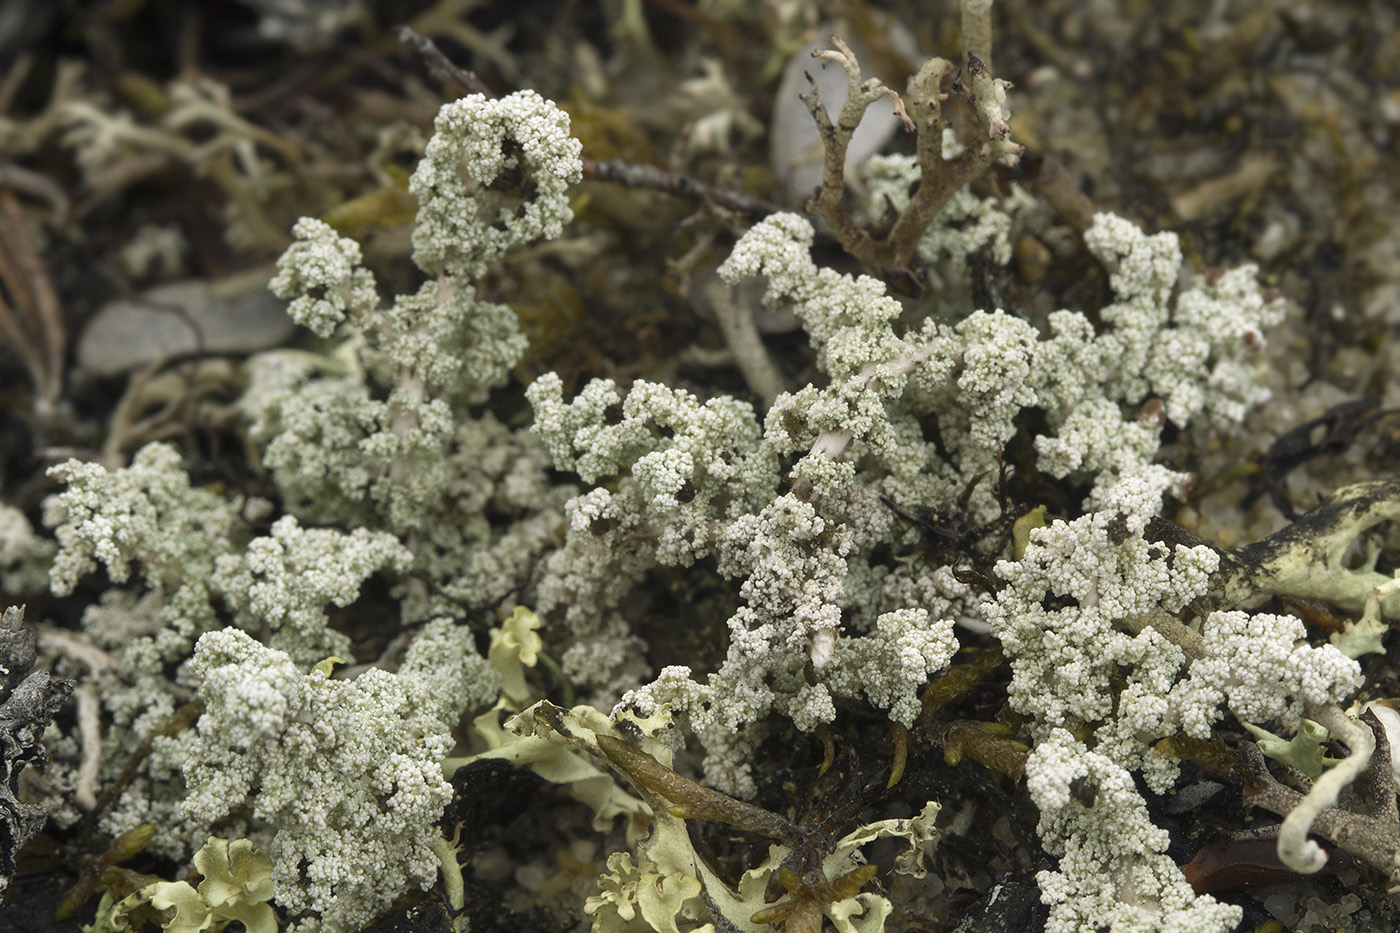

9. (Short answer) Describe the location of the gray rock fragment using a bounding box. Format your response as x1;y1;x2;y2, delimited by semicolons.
78;277;294;376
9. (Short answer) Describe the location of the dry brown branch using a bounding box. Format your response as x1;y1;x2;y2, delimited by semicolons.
582;158;782;218
394;25;497;100
1013;151;1097;232
0;189;65;415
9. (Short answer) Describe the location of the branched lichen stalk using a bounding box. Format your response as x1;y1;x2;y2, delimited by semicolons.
1278;704;1376;873
801;36;912;277
1243;708;1400;884
961;0;995;74
799;33;1021;290
882;52;1019;278
1212;480;1400;618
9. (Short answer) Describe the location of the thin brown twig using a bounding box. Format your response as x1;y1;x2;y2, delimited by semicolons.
394;25;496;99
1010;151;1097;233
397;26;782;220
0;189;65;414
582;159;782;219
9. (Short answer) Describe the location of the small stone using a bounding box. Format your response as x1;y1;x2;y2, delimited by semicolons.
79;277;295;376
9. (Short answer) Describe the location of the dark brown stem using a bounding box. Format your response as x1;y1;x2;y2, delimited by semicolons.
395;26;496;99
582;159;781;219
1015;151;1097;233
